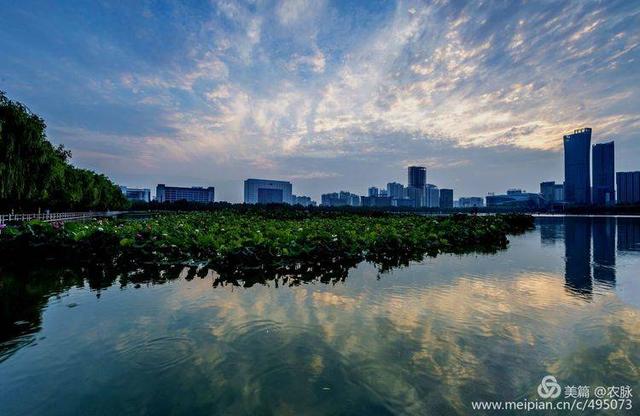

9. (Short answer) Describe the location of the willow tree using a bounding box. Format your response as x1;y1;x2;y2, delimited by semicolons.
0;91;127;211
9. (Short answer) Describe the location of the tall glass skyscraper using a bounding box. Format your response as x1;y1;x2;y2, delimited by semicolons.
563;128;591;205
592;141;615;205
407;166;426;188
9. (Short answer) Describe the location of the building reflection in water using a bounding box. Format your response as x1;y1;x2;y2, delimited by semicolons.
592;217;616;288
564;217;593;298
617;217;640;252
539;217;563;245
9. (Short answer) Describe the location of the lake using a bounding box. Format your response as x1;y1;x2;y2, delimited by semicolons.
1;216;639;415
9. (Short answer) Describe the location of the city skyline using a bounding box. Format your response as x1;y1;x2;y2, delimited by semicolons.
1;1;639;202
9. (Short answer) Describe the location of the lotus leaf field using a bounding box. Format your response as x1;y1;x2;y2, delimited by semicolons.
0;209;534;285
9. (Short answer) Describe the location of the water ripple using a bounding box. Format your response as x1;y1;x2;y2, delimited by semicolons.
115;336;195;373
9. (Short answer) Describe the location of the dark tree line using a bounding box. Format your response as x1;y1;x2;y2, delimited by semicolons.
0;91;127;211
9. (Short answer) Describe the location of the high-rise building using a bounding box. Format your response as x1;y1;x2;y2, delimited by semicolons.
406;166;427;208
368;187;379;197
592;141;615;205
408;166;426;188
616;171;640;204
156;184;215;203
439;189;453;208
120;186;151;203
425;184;440;208
244;179;293;204
387;182;404;199
563;128;591;204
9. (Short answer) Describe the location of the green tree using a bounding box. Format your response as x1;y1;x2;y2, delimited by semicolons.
0;91;127;211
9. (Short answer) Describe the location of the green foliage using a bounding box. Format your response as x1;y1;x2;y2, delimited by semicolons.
0;211;535;284
0;91;127;210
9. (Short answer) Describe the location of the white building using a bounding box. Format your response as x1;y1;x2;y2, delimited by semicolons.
244;179;293;204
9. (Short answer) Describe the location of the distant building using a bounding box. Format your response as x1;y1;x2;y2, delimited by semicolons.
120;186;151;203
425;184;440;208
459;197;484;208
156;184;214;203
361;196;392;207
439;189;453;208
592;141;615;205
564;128;592;204
408;166;426;188
486;189;543;208
292;195;316;207
540;181;564;204
405;186;425;208
368;187;379;197
244;179;293;204
321;191;359;207
340;191;360;206
616;172;640;205
387;182;404;199
393;198;415;208
540;181;556;203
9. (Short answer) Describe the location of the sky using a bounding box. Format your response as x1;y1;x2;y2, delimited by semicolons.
1;0;639;202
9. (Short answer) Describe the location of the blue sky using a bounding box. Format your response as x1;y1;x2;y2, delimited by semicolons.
1;0;639;202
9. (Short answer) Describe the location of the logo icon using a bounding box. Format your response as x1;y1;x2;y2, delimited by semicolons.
537;375;561;399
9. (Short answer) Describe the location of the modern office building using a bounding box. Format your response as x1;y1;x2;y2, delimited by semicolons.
616;171;640;204
156;184;215;203
563;128;591;204
439;189;453;208
592;141;615;205
408;166;426;188
486;189;543;208
120;186;151;203
425;184;440;208
244;179;293;204
368;187;379;197
458;197;484;208
387;182;404;199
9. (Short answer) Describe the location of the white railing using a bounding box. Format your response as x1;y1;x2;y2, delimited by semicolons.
0;211;107;225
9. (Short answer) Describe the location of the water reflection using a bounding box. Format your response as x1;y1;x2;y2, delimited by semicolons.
618;217;640;252
564;217;592;298
593;217;616;287
0;217;639;415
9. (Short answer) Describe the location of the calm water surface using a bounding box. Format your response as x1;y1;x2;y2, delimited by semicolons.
1;217;639;415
